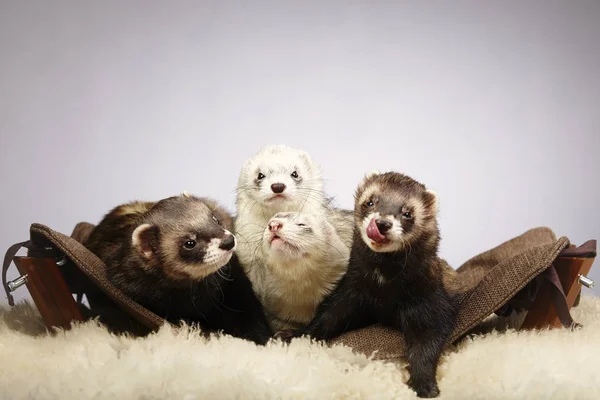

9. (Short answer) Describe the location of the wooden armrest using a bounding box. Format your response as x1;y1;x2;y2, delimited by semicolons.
13;256;84;331
520;242;596;330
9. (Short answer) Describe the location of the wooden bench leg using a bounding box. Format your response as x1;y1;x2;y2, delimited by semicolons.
12;256;84;331
521;255;595;330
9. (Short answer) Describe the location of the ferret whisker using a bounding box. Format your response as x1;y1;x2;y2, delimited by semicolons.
238;198;259;217
216;265;233;282
296;192;333;210
232;187;257;195
189;280;207;319
300;235;347;257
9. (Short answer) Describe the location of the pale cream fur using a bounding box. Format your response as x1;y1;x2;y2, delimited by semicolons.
234;145;353;298
1;296;599;399
112;201;154;217
260;212;349;331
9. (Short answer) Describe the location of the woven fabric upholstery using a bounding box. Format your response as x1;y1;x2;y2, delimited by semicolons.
70;222;95;245
27;223;570;360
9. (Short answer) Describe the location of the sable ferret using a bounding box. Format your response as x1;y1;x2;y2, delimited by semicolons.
234;144;354;297
280;172;458;398
84;193;273;345
258;211;349;331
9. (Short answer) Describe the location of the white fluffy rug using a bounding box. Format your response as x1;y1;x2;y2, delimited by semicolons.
1;297;600;400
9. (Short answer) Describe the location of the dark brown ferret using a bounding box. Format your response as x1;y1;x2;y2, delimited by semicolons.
280;172;458;397
84;193;273;345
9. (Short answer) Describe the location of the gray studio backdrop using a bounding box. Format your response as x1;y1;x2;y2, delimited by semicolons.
1;1;599;307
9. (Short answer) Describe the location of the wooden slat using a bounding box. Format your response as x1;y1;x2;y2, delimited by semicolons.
521;255;595;330
14;256;84;331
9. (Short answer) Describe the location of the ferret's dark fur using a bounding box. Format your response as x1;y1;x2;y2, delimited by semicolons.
85;194;273;345
282;172;458;398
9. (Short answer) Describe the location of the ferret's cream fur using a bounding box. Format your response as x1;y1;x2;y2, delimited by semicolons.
234;145;352;296
260;211;349;331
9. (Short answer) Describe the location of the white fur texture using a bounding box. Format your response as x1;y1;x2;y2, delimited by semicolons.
1;297;599;399
203;232;236;266
234;145;329;294
260;211;349;330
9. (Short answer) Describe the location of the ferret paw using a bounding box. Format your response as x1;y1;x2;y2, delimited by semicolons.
407;377;440;398
274;329;298;343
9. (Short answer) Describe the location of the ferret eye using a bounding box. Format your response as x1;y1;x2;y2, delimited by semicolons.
297;223;306;227
257;172;265;180
291;171;299;179
212;215;221;226
366;200;374;207
183;240;196;249
402;212;412;219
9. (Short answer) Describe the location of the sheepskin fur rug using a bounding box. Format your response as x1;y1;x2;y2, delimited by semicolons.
1;297;599;400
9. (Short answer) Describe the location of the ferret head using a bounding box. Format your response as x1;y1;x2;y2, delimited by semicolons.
131;193;236;281
236;145;325;214
354;171;439;253
262;211;337;260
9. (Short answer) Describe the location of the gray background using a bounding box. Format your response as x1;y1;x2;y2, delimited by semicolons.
1;1;599;306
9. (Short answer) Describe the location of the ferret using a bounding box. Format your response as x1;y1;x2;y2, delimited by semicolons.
279;172;458;398
258;211;349;331
234;144;354;297
84;193;273;345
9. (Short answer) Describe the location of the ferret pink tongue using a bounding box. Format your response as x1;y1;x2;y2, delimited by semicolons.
366;218;387;243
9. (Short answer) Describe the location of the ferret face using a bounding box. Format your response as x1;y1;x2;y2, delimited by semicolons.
354;172;438;253
132;195;237;281
262;212;331;259
237;145;324;213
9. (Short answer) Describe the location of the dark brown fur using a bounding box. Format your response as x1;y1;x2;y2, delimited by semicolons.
85;194;273;344
280;172;458;398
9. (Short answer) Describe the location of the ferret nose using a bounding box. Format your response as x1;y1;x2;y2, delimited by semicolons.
271;183;286;194
219;234;236;251
268;220;283;232
375;219;393;234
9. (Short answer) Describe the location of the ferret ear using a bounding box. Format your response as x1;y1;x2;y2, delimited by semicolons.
181;190;191;198
366;170;380;179
358;170;380;188
322;219;335;233
132;223;159;259
203;198;234;230
320;220;337;240
294;148;315;166
298;150;324;178
423;189;439;216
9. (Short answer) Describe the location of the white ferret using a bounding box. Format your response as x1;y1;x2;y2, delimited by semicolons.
260;211;349;331
233;145;353;306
